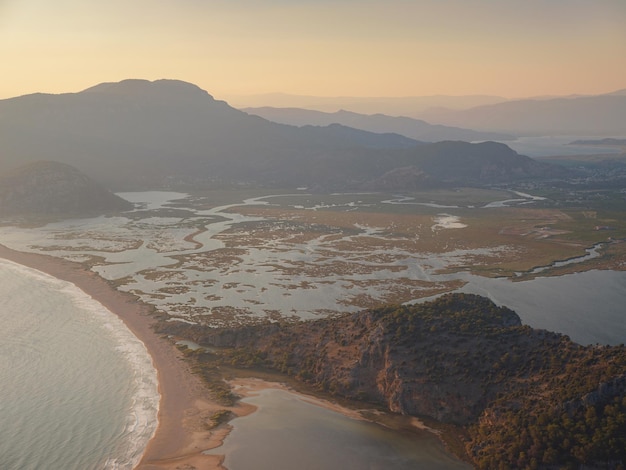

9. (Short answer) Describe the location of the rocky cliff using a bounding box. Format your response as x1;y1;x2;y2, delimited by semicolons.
160;293;626;469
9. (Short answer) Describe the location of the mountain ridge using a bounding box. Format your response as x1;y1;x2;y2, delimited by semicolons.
419;94;626;135
225;92;508;115
0;79;570;190
242;106;514;142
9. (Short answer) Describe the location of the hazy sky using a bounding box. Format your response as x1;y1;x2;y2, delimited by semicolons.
1;0;625;100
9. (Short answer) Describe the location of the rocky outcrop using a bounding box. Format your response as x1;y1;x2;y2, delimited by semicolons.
162;294;529;424
161;293;626;468
160;293;626;468
562;373;626;414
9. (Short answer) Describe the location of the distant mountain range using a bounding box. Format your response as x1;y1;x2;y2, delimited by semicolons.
242;107;514;142
569;138;626;146
0;79;570;191
418;92;626;135
225;92;508;115
229;89;626;136
0;161;132;216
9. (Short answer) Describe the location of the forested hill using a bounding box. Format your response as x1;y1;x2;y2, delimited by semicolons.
161;293;626;469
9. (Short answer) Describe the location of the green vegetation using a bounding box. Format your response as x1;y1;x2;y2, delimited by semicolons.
472;395;626;469
206;409;233;430
175;346;238;406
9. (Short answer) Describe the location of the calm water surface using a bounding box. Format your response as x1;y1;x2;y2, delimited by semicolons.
212;389;471;470
458;270;626;345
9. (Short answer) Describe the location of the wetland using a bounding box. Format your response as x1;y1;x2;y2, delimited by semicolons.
2;186;626;468
1;187;624;330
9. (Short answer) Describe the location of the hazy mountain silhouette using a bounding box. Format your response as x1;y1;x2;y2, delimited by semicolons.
419;91;626;135
0;79;420;189
0;79;568;190
243;107;514;142
226;92;507;115
0;161;132;216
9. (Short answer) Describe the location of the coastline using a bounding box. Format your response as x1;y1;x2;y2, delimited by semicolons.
0;242;468;469
0;244;241;470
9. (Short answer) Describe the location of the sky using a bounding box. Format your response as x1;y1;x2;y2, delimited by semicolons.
1;0;625;100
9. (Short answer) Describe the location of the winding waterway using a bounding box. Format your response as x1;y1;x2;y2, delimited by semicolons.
1;190;625;468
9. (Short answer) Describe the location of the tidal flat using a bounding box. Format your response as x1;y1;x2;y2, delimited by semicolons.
1;188;624;329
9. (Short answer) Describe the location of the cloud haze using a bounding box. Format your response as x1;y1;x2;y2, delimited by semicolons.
1;0;625;99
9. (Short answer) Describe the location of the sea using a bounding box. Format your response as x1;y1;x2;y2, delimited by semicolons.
0;259;159;470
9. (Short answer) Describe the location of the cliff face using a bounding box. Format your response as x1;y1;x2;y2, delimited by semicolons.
161;293;626;468
164;294;529;424
0;161;133;216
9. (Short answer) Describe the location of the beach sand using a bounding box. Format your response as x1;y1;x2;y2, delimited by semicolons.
0;244;250;470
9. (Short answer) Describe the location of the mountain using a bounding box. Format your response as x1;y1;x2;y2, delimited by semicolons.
569;138;626;146
0;161;133;216
0;79;567;190
160;293;626;469
242;107;514;142
0;79;419;189
419;93;626;135
223;92;508;115
605;88;626;97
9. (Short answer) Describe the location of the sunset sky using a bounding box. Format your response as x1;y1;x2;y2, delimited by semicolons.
1;0;625;100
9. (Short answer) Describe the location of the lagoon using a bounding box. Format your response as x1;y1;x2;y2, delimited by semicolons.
212;388;471;470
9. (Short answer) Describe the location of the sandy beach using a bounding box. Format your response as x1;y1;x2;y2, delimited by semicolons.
0;244;248;470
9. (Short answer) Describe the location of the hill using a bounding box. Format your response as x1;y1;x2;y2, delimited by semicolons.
0;79;568;190
242;107;514;142
0;161;133;216
390;140;566;185
160;294;626;469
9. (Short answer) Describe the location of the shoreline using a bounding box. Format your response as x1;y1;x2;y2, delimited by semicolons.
0;243;466;469
0;244;241;469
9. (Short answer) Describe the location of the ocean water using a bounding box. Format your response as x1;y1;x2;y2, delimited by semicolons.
0;259;159;470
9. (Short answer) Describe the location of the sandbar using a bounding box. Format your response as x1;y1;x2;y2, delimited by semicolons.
0;244;247;470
